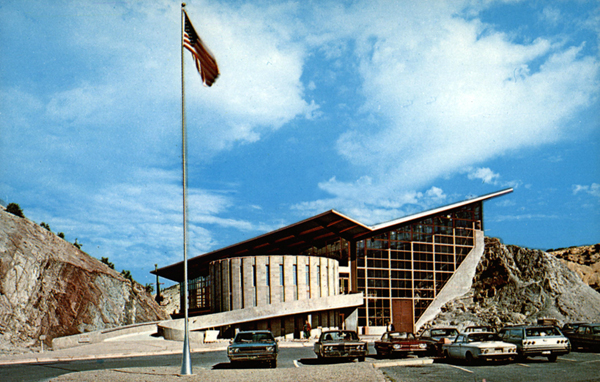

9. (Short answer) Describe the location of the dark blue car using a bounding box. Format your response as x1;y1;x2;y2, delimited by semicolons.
227;330;278;368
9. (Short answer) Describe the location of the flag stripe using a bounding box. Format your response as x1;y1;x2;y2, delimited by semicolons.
183;11;219;87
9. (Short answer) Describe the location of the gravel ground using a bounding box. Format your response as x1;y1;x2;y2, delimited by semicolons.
49;363;388;382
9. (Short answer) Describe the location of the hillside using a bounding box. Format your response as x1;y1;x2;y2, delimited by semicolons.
429;237;600;329
549;244;600;292
0;207;169;354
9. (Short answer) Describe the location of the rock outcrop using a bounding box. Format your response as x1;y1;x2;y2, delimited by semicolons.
155;283;180;317
430;237;600;329
0;208;169;353
549;244;600;292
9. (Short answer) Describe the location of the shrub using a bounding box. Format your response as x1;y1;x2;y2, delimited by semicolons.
6;203;24;218
121;269;134;283
145;283;155;294
100;257;115;269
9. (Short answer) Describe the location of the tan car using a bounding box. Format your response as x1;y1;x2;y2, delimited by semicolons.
314;330;368;362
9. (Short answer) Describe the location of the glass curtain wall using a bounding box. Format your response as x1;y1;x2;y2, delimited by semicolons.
356;202;482;327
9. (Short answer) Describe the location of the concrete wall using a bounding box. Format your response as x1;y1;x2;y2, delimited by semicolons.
211;255;339;313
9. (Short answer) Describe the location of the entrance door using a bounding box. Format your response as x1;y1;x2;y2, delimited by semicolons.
392;299;414;333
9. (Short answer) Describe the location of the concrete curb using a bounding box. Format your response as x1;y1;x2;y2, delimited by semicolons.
372;358;434;368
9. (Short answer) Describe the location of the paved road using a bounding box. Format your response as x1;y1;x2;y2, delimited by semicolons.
3;344;599;382
381;351;600;382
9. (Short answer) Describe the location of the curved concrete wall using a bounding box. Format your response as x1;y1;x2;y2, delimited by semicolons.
210;255;339;313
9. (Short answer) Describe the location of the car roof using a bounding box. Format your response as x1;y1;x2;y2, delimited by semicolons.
236;330;272;334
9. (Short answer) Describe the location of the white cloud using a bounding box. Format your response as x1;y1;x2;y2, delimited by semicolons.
467;167;501;185
573;183;600;198
315;2;597;203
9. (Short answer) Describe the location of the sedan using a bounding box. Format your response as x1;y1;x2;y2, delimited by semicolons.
227;330;278;368
566;323;600;351
442;332;517;364
313;330;367;362
374;331;428;358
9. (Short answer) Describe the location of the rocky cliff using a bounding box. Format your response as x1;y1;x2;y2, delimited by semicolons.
0;208;169;353
549;244;600;293
430;237;600;329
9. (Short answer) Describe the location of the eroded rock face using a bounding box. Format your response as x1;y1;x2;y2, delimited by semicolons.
431;237;600;329
549;244;600;292
0;208;169;351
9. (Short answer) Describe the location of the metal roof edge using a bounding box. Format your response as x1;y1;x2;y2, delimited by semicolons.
371;188;514;231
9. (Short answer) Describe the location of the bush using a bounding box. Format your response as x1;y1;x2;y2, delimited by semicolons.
6;203;24;218
145;283;154;294
40;222;51;231
100;257;115;269
121;269;134;283
58;232;65;239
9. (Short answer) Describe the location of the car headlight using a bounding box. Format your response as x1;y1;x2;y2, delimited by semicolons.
418;343;427;349
266;346;275;352
356;345;363;350
228;347;239;354
481;349;489;354
393;344;401;349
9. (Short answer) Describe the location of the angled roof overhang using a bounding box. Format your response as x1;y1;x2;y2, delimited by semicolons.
153;188;513;282
153;210;372;282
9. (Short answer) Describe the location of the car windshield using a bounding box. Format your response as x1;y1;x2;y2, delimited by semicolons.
234;332;274;343
431;329;458;337
466;327;492;333
525;327;561;337
591;326;600;335
389;332;414;340
322;331;358;341
467;333;501;342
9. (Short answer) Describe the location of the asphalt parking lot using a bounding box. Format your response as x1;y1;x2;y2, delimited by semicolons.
381;351;600;382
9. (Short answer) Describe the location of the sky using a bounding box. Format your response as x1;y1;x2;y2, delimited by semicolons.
1;0;598;288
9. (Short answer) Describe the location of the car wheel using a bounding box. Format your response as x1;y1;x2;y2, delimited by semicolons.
465;352;474;365
358;357;365;362
547;355;557;362
376;348;383;358
270;359;277;368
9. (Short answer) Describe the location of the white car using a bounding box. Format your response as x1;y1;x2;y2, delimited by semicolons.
442;332;517;364
498;325;570;362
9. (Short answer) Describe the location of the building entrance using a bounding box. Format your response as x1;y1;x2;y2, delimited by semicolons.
392;299;414;333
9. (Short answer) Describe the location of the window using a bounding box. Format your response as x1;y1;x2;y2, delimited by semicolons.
279;264;284;286
293;264;297;285
306;265;310;284
317;265;321;286
266;264;270;286
252;265;256;287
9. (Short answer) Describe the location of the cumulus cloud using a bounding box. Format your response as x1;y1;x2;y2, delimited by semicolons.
306;1;597;212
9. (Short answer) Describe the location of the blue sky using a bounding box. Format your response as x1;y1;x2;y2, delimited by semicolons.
1;0;598;287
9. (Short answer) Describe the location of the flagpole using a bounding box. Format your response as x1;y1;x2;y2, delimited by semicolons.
180;2;192;376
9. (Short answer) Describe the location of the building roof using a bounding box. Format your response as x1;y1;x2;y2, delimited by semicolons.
153;188;512;282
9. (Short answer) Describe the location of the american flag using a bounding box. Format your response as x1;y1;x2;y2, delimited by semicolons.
183;11;219;87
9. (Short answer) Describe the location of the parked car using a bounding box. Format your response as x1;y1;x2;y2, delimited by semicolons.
313;330;368;361
565;323;600;351
419;327;460;356
498;325;570;362
374;331;428;358
562;322;588;335
442;332;517;364
227;330;278;368
464;325;496;333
